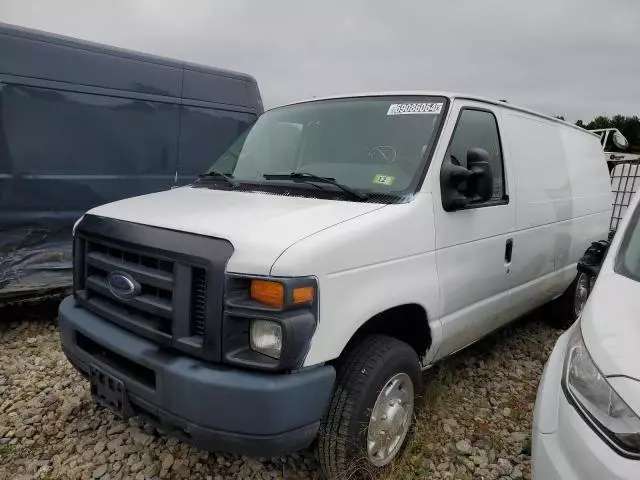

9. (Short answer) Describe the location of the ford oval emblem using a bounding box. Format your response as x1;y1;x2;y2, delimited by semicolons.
107;271;140;300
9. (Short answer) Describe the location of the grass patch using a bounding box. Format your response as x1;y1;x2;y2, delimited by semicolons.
0;443;16;456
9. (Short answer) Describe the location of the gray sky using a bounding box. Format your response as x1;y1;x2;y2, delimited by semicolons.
1;0;638;121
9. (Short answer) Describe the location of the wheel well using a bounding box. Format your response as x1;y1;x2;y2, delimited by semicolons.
343;304;432;358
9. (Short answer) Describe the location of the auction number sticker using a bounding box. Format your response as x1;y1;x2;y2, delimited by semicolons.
387;102;443;115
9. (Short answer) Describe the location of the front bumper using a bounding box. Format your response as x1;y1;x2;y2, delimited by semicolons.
532;330;639;480
58;296;335;456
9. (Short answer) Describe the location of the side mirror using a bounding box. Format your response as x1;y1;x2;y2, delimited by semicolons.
466;148;494;203
440;147;494;211
613;131;629;150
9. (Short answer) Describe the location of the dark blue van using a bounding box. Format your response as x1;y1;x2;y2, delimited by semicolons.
0;22;263;302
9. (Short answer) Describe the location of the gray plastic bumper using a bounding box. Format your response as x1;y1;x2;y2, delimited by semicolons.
58;296;335;456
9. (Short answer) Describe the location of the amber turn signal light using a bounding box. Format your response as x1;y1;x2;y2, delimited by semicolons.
293;286;315;304
250;280;284;308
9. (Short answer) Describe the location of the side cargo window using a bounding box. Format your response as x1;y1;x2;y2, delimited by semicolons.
445;108;507;206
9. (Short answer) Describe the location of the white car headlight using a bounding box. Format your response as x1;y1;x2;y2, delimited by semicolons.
562;326;640;457
250;320;282;359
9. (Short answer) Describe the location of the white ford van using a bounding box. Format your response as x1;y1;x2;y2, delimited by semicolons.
58;92;612;477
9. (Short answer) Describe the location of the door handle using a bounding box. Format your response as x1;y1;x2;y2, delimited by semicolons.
505;238;513;264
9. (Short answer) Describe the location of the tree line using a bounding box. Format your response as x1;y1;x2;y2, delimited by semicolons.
576;115;640;152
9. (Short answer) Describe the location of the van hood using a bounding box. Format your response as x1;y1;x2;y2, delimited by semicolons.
581;272;640;381
88;186;385;275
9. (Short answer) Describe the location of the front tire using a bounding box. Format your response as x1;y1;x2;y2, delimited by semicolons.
547;272;592;329
317;335;421;479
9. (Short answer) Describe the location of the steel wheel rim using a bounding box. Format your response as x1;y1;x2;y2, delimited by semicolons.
574;273;590;319
367;372;414;467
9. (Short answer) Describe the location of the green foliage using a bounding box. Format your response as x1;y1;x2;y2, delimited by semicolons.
0;443;16;456
576;115;640;152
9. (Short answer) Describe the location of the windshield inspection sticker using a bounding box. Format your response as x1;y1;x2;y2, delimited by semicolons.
373;174;396;186
387;103;443;115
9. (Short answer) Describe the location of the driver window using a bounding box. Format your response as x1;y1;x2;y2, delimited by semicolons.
446;109;506;204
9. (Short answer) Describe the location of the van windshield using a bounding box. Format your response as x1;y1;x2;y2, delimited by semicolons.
202;96;447;200
616;201;640;283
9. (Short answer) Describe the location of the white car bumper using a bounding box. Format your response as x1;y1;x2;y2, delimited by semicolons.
532;330;639;480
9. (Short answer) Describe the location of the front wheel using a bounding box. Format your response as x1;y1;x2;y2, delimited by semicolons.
317;335;421;479
547;272;593;329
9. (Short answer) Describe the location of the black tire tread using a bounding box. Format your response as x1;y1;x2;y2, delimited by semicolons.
317;334;417;479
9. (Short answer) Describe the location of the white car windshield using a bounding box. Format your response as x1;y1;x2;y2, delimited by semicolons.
202;96;447;200
616;200;640;282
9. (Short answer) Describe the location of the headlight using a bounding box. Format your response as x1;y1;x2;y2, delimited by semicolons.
562;326;640;456
222;275;318;371
250;320;282;359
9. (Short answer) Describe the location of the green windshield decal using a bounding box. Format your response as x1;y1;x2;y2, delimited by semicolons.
373;174;396;186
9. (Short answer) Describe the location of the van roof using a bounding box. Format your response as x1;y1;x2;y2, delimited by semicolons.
278;91;591;135
0;21;257;84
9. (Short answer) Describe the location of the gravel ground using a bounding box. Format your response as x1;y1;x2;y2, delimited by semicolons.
390;315;561;480
0;306;561;480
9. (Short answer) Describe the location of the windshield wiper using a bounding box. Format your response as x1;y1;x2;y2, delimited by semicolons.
263;172;369;201
198;170;239;187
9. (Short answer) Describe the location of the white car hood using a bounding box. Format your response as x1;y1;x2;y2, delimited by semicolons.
88;186;385;275
581;272;640;381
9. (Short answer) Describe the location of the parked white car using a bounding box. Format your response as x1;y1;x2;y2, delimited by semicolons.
532;188;640;480
58;92;611;477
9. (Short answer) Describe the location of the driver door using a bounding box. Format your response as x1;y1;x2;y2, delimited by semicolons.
432;101;516;359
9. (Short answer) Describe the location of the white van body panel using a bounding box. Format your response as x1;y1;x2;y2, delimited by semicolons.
271;194;441;367
502;112;611;318
86;186;384;276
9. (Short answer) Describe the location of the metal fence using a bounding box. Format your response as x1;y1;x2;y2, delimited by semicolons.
609;160;640;232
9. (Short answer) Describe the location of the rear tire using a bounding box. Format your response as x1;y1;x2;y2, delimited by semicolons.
317;335;421;479
547;272;592;329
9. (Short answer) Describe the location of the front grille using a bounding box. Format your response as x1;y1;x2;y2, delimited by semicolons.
190;267;207;336
73;215;234;363
84;240;175;337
